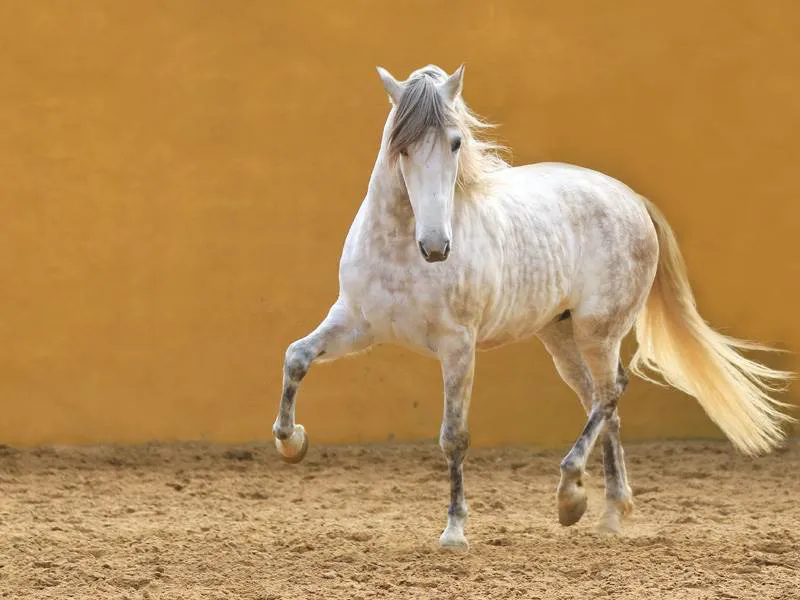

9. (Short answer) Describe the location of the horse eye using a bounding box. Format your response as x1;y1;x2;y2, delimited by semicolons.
451;137;462;152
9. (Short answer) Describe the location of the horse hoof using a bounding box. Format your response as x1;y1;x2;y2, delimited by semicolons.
439;529;469;552
596;495;633;534
557;484;588;526
596;510;622;534
275;425;308;464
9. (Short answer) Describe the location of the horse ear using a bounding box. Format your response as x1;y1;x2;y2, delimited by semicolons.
439;64;465;103
376;66;405;105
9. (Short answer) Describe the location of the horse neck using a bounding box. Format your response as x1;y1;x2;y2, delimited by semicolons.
363;149;415;238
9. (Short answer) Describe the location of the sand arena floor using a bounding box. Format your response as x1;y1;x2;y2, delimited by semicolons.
1;439;798;599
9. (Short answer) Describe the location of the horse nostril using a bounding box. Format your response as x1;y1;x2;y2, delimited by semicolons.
418;241;430;259
443;240;451;258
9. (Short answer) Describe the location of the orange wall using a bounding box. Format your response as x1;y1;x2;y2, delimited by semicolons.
1;1;798;448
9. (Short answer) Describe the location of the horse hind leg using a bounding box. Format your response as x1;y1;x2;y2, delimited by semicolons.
538;316;634;532
538;319;592;526
597;361;635;533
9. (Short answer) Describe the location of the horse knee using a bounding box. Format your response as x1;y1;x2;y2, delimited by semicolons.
440;428;470;461
284;341;315;383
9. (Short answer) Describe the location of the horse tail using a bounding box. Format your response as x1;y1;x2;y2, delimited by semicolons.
630;196;795;455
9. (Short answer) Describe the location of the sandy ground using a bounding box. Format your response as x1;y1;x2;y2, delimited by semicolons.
1;439;798;600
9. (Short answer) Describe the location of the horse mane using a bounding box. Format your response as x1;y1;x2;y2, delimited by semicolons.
386;65;510;194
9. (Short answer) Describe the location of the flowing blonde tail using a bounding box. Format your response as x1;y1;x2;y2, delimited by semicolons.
631;197;795;455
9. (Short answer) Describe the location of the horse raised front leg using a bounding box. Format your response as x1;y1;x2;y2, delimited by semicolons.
437;332;476;552
272;301;371;463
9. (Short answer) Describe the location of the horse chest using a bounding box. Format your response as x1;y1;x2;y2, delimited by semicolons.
342;258;459;347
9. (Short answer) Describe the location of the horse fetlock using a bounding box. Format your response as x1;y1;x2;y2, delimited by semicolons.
448;502;468;521
607;488;634;516
274;424;309;463
272;420;292;440
559;456;583;479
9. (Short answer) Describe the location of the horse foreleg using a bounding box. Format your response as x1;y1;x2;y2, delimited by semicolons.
272;301;371;463
437;332;476;551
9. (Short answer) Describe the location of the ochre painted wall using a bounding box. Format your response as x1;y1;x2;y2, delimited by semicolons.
1;1;798;448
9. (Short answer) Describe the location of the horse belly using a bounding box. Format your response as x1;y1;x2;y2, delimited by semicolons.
476;321;542;352
476;305;555;351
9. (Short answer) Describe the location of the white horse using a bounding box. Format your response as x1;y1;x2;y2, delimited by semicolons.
272;64;794;550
